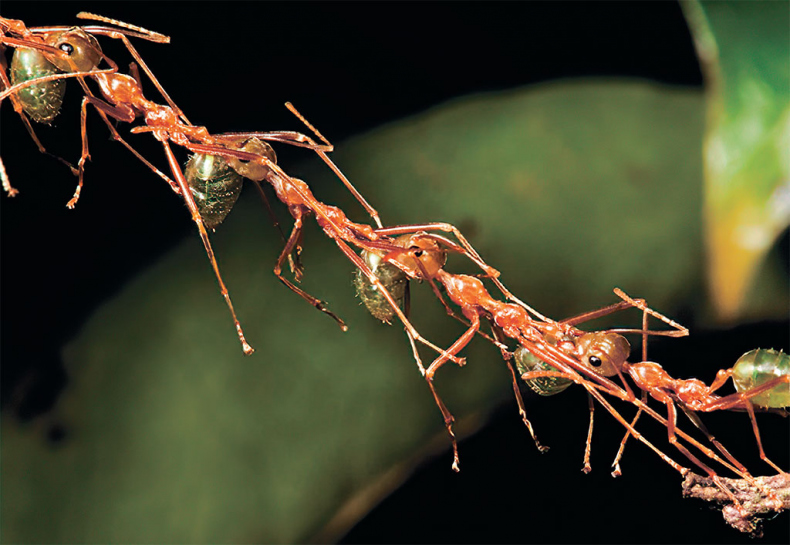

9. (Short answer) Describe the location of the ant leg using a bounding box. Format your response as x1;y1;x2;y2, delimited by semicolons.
744;402;787;475
662;400;748;514
702;374;790;475
285;102;382;228
609;288;689;339
561;289;688;341
273;213;348;331
585;385;692;474
400;283;429;376
0;157;17;197
250;181;301;278
679;404;754;476
424;313;481;472
492;324;548;452
582;392;595;474
611;391;648;477
160;140;253;355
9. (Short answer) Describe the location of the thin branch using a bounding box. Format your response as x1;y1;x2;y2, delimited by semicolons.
681;472;790;536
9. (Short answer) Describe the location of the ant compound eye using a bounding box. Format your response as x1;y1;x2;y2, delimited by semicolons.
59;42;74;55
588;355;602;367
414;250;424;257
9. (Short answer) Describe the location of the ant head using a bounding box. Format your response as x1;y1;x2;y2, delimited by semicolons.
45;28;102;72
576;332;630;377
390;233;447;279
225;138;276;181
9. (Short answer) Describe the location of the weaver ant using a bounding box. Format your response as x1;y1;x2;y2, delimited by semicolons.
610;347;789;477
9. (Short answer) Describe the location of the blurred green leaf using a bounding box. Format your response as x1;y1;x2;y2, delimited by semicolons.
3;82;709;543
684;0;790;320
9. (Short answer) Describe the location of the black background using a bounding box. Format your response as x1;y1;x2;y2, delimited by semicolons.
2;2;788;543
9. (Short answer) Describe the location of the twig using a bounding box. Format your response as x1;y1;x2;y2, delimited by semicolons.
682;472;790;536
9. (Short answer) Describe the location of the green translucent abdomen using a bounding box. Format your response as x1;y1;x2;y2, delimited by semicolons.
185;154;244;230
732;348;790;408
515;347;572;396
354;251;407;323
10;48;66;124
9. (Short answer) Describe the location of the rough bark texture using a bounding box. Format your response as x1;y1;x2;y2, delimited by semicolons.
682;472;790;536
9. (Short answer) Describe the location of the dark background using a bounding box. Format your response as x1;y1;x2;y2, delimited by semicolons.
2;2;787;543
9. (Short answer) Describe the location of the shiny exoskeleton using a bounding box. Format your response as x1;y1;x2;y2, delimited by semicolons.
354;250;408;323
9;46;66;123
732;348;790;409
184;138;277;230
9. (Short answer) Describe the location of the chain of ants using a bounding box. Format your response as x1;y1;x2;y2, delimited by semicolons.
1;13;787;517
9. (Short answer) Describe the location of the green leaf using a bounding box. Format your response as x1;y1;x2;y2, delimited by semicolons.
683;0;790;320
2;82;707;542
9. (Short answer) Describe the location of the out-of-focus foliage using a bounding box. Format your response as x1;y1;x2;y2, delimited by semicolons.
683;0;790;320
2;83;710;543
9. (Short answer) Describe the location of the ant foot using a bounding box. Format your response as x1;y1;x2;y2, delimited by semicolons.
5;188;19;197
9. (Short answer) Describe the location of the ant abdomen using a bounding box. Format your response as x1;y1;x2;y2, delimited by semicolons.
9;47;65;123
732;348;790;408
354;249;408;323
514;346;573;396
184;153;243;230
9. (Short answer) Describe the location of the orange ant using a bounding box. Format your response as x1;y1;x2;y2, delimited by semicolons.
610;346;789;477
